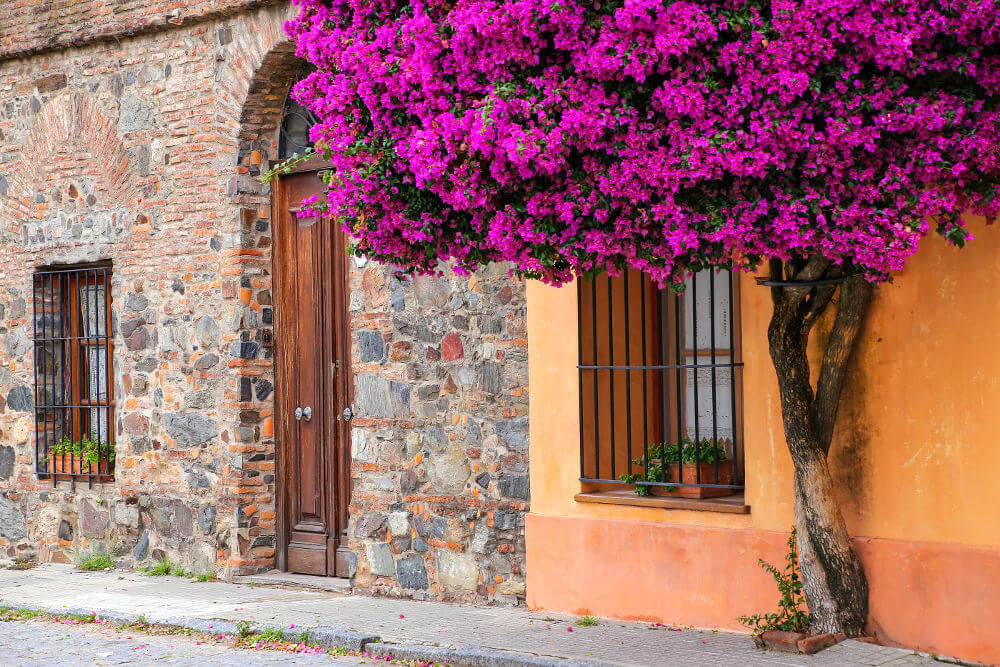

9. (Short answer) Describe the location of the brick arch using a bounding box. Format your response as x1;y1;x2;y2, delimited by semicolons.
4;93;136;218
238;43;302;160
227;4;304;179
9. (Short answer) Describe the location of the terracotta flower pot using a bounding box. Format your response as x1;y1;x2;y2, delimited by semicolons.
651;459;734;499
48;454;113;480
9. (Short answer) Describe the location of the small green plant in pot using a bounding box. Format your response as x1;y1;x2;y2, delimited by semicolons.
48;435;115;478
620;437;733;499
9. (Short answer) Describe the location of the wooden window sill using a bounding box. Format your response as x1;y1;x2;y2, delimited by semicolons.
574;490;750;514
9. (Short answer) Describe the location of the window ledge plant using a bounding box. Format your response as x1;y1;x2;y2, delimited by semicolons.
48;435;115;476
620;437;733;499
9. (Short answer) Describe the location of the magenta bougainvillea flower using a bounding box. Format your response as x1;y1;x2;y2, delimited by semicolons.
285;0;1000;286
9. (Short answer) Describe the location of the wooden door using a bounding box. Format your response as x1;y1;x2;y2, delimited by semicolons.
273;170;352;577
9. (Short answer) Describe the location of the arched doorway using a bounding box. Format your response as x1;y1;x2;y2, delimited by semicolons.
271;74;353;577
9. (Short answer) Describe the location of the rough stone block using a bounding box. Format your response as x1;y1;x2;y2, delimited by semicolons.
499;475;529;500
79;500;110;539
387;511;410;538
0;496;27;540
354;513;386;539
437;551;478;591
0;445;14;479
6;386;32;413
496;417;529;452
164;413;217;446
133;530;150;561
197;505;217;535
427;444;470;494
355;375;393;418
357;330;385;363
351;429;376;463
56;519;74;541
118;96;154;133
481;362;500;394
366;542;395;578
396;554;428;590
441;332;464;361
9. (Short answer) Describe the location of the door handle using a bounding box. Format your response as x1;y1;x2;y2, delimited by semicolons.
302;406;313;422
294;407;303;421
342;407;353;422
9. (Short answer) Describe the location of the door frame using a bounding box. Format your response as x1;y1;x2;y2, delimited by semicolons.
272;163;353;575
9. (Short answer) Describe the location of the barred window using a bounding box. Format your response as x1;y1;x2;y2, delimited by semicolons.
278;63;319;161
33;264;115;484
578;269;744;500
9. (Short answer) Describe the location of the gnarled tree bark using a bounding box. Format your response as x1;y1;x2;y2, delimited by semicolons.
765;257;873;636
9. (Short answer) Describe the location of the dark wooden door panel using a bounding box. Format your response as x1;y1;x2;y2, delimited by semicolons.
274;171;351;577
291;213;325;531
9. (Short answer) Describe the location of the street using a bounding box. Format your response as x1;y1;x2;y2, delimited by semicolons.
0;619;370;666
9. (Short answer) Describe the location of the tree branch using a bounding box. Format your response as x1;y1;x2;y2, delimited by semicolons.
802;266;843;332
812;275;874;455
794;255;832;283
768;258;785;307
776;255;833;312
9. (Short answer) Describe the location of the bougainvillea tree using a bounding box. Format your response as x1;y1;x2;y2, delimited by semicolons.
286;0;1000;635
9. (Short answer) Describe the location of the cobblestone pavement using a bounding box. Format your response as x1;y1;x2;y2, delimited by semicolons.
0;565;949;666
0;619;368;666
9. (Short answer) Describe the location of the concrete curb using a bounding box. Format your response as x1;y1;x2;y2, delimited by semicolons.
306;626;381;653
0;600;596;666
365;641;604;666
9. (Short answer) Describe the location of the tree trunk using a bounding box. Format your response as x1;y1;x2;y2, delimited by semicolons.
766;260;872;636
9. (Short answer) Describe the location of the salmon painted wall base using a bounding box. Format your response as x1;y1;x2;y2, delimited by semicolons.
525;514;1000;665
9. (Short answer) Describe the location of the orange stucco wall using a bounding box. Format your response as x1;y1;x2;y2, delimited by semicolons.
526;217;1000;664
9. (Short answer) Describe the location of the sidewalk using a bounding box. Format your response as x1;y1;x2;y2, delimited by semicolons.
0;564;940;666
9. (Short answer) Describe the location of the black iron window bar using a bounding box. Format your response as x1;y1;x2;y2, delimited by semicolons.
33;264;115;487
577;269;744;496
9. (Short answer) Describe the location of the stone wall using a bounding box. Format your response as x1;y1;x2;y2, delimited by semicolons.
345;266;529;602
0;2;529;603
0;4;297;575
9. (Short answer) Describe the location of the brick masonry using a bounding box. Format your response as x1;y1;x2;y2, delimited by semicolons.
0;2;528;604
